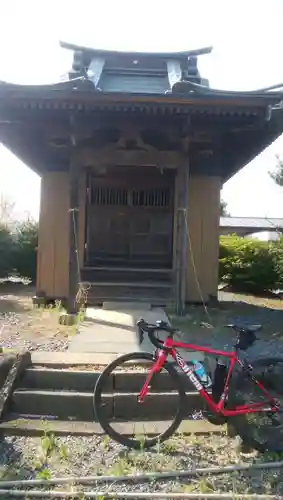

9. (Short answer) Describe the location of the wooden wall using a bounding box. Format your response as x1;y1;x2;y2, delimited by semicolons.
36;169;220;304
186;176;221;302
36;171;86;299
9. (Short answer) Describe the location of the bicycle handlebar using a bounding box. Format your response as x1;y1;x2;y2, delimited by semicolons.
137;318;261;353
136;318;177;349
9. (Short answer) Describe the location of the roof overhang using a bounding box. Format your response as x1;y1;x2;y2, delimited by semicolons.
59;41;213;60
0;80;282;180
0;78;282;108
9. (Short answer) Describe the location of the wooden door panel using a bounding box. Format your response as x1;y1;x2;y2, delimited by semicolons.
86;169;175;266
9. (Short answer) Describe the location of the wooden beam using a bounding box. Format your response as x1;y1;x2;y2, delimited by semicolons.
75;148;184;168
67;155;81;314
175;159;189;315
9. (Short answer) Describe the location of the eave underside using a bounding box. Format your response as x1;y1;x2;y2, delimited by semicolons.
0;94;282;181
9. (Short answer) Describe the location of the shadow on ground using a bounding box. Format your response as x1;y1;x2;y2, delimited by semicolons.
84;317;135;333
168;291;283;356
0;284;35;315
0;436;34;481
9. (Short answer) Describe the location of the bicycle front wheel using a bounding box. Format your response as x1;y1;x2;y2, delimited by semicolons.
228;357;283;452
93;351;186;449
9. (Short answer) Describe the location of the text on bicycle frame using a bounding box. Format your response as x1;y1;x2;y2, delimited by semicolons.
175;351;203;391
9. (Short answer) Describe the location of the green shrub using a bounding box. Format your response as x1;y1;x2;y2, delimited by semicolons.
13;219;38;282
0;224;16;278
269;236;283;290
219;235;277;294
0;219;38;282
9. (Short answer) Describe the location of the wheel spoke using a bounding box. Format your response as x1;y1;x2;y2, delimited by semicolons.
93;352;185;449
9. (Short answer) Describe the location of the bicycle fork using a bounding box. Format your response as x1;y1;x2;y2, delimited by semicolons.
138;349;167;403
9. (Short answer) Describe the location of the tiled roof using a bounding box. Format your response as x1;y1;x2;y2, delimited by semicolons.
220;217;283;229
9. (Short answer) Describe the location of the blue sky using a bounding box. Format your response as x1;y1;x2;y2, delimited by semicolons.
1;0;283;220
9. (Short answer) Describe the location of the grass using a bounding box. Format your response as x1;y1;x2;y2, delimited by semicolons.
32;424;70;480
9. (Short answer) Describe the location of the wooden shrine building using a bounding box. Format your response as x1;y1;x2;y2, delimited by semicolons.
0;41;283;313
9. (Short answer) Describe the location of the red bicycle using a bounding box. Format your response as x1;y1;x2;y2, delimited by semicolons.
94;319;283;451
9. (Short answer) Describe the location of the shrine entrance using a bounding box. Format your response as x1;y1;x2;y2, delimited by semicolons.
85;166;175;268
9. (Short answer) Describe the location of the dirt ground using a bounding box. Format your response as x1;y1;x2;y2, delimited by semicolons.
0;284;74;352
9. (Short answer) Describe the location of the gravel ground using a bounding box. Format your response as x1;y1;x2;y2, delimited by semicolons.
0;288;283;496
0;285;72;352
0;432;283;496
170;291;283;360
0;311;70;352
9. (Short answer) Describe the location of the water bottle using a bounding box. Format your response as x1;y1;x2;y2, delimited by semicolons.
192;360;212;387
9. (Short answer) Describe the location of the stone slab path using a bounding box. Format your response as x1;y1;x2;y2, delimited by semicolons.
68;303;203;362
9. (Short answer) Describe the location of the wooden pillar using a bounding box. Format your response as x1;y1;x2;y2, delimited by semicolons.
175;160;189;315
67;155;81;314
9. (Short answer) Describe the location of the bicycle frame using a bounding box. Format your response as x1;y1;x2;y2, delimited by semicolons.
138;336;279;417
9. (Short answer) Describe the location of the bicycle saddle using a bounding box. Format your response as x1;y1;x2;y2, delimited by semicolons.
226;322;261;350
226;323;262;333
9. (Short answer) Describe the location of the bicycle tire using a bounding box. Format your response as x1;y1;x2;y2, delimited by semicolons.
93;351;186;449
228;357;283;452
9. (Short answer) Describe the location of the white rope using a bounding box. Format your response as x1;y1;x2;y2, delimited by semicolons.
69;207;91;308
182;208;213;326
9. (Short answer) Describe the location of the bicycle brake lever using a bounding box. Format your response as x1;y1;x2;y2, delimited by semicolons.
137;325;144;345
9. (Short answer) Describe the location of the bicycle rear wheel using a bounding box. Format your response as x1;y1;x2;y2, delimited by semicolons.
228;357;283;452
93;352;186;449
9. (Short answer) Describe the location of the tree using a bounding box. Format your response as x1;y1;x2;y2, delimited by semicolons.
269;154;283;186
220;199;230;216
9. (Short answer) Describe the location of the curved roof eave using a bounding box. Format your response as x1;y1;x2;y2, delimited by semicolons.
59;41;213;59
0;79;282;110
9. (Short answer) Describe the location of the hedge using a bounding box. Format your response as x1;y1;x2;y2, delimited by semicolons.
1;223;283;294
0;224;16;278
219;234;283;294
0;220;38;282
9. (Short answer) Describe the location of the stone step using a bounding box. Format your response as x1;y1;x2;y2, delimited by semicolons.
12;389;204;421
30;352;203;368
19;368;196;392
19;368;103;392
81;267;174;283
85;283;174;305
0;415;224;437
85;281;173;288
